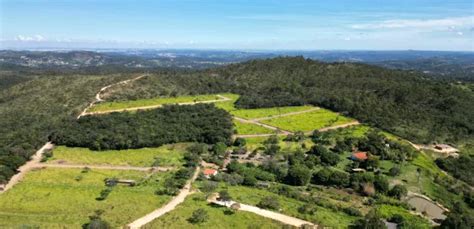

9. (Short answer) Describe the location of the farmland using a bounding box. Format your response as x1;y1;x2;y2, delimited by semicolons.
0;168;173;228
89;94;224;112
47;145;186;167
260;109;354;132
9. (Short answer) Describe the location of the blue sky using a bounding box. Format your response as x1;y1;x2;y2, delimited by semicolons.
1;0;473;50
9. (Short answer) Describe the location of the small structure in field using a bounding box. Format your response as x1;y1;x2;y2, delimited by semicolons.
105;178;136;186
351;152;368;161
351;168;366;173
203;168;218;178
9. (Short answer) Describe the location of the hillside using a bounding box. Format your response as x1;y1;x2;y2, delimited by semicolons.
107;57;474;145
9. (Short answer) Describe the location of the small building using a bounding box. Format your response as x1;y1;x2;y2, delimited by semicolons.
351;152;368;161
203;168;218;178
351;168;366;173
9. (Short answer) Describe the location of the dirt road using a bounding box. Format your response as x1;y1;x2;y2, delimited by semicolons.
33;163;173;172
82;94;231;116
78;74;147;118
251;107;320;122
127;167;201;228
0;142;54;193
234;117;292;135
210;198;316;228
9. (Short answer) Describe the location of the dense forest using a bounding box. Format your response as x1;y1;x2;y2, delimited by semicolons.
0;72;130;184
107;57;474;145
50;104;233;150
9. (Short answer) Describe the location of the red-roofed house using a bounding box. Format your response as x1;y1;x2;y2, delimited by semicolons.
351;152;368;161
203;168;218;178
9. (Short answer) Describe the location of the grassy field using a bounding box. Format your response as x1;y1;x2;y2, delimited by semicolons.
260;109;354;132
234;120;275;135
378;204;431;228
230;106;316;120
225;185;358;228
0;168;173;228
144;193;284;229
89;94;223;112
48;144;187;167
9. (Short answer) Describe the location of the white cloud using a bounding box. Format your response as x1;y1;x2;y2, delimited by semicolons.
14;34;46;42
457;31;464;36
351;16;474;30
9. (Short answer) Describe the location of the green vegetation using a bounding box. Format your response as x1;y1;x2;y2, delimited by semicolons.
144;193;283;229
230;106;315;120
0;73;129;184
378;205;431;228
89;94;222;112
260;109;354;132
51;104;233;150
234;120;275;135
225;185;357;228
47;144;186;167
0;168;173;228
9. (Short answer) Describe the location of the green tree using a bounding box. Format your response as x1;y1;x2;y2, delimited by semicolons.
257;196;280;210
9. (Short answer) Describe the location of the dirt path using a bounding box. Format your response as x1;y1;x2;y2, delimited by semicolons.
0;142;54;193
234;117;292;135
251;107;320;122
33;163;173;172
209;198;316;228
309;121;361;133
1;75;148;193
82;94;231;116
127;167;201;228
78;74;147;118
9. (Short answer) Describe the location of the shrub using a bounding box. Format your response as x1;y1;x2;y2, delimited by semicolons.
82;210;111;229
343;207;362;216
188;208;209;224
388;167;401;176
389;184;408;200
298;204;317;215
257;196;280;210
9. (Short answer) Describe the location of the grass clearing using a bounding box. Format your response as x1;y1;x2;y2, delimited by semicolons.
378;204;431;228
48;144;187;167
230;106;316;120
144;193;284;229
225;185;357;228
260;109;354;132
234;120;275;135
89;94;223;112
0;168;173;228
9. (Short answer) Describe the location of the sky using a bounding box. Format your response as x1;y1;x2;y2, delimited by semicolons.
1;0;473;50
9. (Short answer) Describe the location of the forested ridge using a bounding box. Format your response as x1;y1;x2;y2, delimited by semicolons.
50;104;234;150
109;57;474;144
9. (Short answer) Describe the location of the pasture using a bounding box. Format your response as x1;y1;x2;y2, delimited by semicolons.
47;144;186;167
260;109;354;132
89;94;223;112
234;120;275;135
0;168;173;228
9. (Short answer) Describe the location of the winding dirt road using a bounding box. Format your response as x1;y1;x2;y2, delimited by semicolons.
127;167;201;228
0;142;54;193
1;75;148;194
78;74;147;118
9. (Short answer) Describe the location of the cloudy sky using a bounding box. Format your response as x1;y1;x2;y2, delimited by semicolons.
1;0;473;50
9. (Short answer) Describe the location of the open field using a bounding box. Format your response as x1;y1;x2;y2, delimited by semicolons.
234;120;276;135
47;144;187;167
260;109;354;132
144;193;284;229
0;168;173;228
225;185;357;228
89;94;223;112
230;106;316;120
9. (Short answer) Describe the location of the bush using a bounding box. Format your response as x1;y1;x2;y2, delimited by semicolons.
298;204;317;215
188;208;209;224
343;207;362;216
388;167;401;176
82;210;111;229
233;137;246;147
389;184;408;200
257;196;280;210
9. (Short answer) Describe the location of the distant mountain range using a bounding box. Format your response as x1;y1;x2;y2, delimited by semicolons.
1;49;473;80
